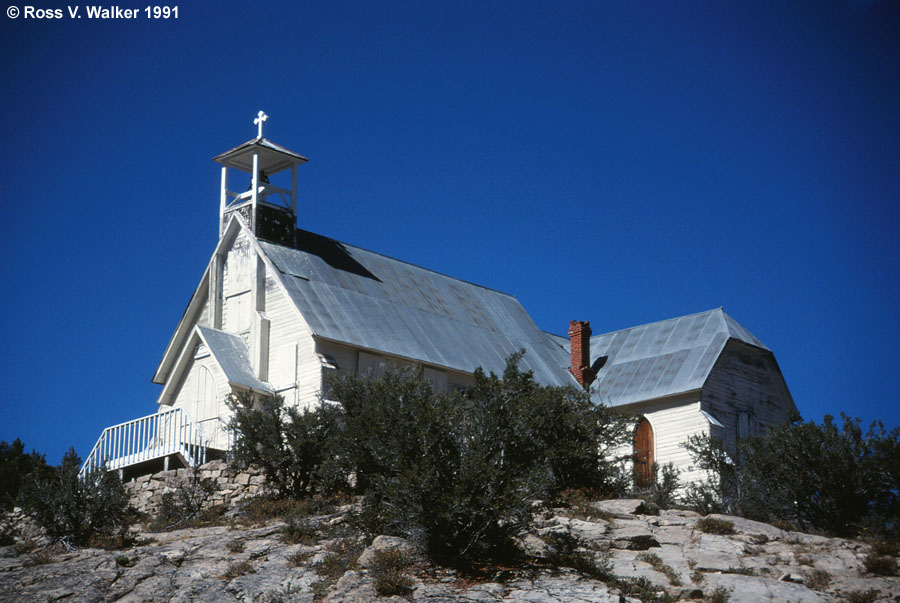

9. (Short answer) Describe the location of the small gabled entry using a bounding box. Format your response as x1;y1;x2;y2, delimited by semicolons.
634;417;654;487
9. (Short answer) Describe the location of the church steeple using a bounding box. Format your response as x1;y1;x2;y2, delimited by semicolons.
213;111;308;245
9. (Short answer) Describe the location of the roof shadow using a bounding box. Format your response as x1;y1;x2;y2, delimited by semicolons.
295;229;381;281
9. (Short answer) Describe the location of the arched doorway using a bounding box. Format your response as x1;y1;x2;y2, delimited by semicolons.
634;417;654;487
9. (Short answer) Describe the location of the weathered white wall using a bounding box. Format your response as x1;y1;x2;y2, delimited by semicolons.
613;393;711;487
701;341;794;455
260;266;319;411
168;352;233;450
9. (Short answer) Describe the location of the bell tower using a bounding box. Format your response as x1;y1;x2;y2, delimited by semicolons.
213;111;308;245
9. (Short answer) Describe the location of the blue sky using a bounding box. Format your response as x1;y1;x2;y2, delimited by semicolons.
1;1;898;464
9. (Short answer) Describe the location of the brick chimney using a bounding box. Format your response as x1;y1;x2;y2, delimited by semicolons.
568;320;595;389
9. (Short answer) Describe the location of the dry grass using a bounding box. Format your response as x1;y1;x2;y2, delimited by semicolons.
371;549;414;597
226;539;245;554
696;517;735;535
805;569;831;591
222;559;254;579
635;551;682;586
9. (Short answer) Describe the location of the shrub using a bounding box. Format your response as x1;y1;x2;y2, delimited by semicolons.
0;439;47;511
681;434;735;515
314;538;364;579
227;392;344;499
635;463;681;510
281;513;318;545
371;549;414;596
805;569;831;590
863;552;897;576
223;560;254;578
152;466;218;530
615;576;677;602
683;415;900;537
554;488;616;522
847;590;880;603
544;529;614;582
706;586;732;603
238;495;332;524
696;517;735;535
227;353;634;570
869;537;899;557
636;551;681;586
287;550;313;566
333;354;633;570
19;448;131;547
0;522;16;546
226;539;245;554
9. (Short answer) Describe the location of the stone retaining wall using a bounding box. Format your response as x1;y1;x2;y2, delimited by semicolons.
124;460;270;516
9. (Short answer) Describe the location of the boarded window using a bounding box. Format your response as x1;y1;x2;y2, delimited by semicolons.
224;291;252;333
195;366;218;421
358;351;392;380
423;367;448;393
634;417;654;487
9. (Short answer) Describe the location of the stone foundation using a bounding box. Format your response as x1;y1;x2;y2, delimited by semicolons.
123;460;270;516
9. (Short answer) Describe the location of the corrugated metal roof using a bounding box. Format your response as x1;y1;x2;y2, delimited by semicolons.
197;326;272;392
590;308;768;407
259;231;575;387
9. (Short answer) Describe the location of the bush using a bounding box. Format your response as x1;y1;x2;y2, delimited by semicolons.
847;590;880;603
0;439;47;511
223;560;254;578
706;586;732;603
371;549;414;596
227;352;634;570
681;434;735;515
331;355;633;569
544;529;614;581
696;517;735;535
336;362;539;568
152;466;217;529
19;448;130;547
863;552;897;576
683;415;899;537
635;462;680;510
227;392;344;498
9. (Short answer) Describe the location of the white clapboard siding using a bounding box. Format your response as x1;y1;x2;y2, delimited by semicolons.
295;334;321;410
223;291;252;334
222;231;253;298
701;342;794;454
198;299;210;328
264;273;310;407
613;394;711;487
169;354;233;450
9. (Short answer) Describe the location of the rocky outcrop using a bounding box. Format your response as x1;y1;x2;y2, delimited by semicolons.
1;498;898;602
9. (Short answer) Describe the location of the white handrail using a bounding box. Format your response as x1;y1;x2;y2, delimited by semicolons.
79;407;209;478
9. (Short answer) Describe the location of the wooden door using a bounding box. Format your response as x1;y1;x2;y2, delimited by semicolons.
634;417;654;487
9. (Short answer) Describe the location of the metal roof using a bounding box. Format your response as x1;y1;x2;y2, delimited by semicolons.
213;138;308;174
196;326;272;393
259;231;576;387
589;308;768;407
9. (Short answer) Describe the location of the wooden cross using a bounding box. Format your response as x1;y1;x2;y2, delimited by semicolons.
254;110;268;138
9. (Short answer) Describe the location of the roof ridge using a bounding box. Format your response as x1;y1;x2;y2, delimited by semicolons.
590;307;725;339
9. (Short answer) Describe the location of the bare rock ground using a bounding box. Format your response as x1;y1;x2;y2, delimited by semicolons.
1;500;898;602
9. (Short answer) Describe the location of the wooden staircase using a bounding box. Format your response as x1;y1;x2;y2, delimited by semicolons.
80;407;210;478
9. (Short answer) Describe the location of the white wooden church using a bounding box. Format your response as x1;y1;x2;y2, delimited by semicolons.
81;113;796;484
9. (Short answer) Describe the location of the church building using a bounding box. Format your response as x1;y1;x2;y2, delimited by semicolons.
81;114;796;485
